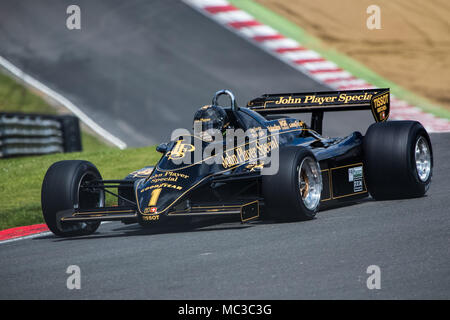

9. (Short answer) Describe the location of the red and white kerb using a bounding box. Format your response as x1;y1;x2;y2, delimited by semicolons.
184;0;450;132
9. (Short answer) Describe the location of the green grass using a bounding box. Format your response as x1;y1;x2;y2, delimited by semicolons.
0;71;111;153
0;71;160;230
229;0;450;120
0;71;57;114
0;146;160;230
80;129;111;153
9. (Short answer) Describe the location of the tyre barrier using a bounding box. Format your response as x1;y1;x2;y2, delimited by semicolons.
0;112;82;157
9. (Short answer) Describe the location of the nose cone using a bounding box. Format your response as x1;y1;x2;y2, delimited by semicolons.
135;170;190;214
136;134;226;215
135;164;220;215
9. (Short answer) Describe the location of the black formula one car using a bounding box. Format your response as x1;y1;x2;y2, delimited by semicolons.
41;89;433;237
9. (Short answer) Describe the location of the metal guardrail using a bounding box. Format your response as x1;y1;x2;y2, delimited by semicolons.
0;112;82;158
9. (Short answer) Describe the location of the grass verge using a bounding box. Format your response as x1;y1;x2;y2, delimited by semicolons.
0;146;160;230
229;0;450;120
0;70;160;230
0;71;110;153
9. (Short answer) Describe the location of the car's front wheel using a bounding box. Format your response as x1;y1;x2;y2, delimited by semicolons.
41;160;104;237
262;147;322;220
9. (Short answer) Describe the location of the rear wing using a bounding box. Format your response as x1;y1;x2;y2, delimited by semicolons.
246;88;389;134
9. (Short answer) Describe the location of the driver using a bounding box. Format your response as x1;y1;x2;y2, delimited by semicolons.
193;105;229;142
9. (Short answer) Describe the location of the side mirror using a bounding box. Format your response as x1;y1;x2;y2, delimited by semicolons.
156;143;168;154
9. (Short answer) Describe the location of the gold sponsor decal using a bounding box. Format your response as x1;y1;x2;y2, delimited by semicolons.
166;140;195;160
222;138;279;169
268;120;303;132
371;92;389;121
129;167;154;178
273;93;373;105
289;120;304;128
337;93;372;104
267;124;281;132
140;172;188;193
275;96;302;104
141;183;183;192
148;171;189;183
373;93;388;108
305;95;338;104
142;214;160;220
278;119;289;130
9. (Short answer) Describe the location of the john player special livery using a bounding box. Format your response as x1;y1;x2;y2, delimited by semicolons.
41;89;433;237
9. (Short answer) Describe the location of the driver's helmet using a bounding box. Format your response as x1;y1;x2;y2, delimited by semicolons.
193;105;229;140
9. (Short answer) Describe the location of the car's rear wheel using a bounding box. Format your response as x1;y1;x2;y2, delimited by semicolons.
41;160;104;237
363;120;433;200
262;147;322;220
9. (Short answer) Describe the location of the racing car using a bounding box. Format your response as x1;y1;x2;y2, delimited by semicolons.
41;89;433;237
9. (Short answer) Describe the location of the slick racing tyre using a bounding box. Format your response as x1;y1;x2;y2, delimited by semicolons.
363;121;433;200
41;160;104;237
262;147;322;221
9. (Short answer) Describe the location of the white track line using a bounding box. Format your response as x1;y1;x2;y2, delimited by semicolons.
0;221;113;245
0;232;52;245
0;55;127;149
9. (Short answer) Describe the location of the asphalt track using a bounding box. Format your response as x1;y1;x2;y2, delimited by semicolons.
0;133;448;300
0;0;375;146
0;0;449;299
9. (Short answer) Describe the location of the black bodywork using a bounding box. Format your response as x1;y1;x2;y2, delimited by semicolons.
60;88;390;226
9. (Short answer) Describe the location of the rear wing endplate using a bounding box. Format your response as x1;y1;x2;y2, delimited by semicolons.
247;88;390;133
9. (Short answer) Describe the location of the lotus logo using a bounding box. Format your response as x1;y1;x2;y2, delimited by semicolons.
166;140;195;160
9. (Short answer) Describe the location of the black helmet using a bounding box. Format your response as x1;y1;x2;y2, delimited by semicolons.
193;104;229;134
